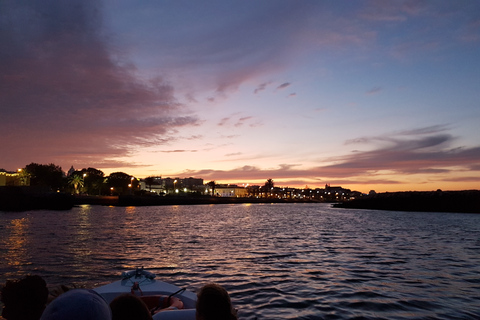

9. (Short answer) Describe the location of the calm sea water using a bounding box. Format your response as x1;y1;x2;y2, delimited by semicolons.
1;203;479;319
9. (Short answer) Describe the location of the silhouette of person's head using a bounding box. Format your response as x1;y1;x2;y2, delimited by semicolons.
196;283;237;320
1;275;49;320
110;294;152;320
40;289;110;320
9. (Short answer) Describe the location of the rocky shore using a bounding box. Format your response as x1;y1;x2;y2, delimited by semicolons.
334;190;480;213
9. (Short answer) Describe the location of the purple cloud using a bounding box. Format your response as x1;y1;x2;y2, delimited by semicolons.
0;1;198;171
177;128;480;187
276;82;291;90
323;133;480;176
254;82;271;94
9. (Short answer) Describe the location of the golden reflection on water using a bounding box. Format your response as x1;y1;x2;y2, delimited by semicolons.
1;205;480;319
4;218;30;267
69;205;94;267
125;206;137;214
76;205;92;237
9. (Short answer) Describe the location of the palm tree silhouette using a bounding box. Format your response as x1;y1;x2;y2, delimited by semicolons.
69;174;84;194
207;181;216;196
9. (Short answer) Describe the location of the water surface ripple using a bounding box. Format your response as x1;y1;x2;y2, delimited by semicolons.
1;203;479;319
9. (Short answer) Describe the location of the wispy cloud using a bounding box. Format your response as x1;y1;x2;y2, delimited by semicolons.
345;125;451;145
254;82;271;94
217;114;255;128
132;2;379;97
397;124;450;136
218;117;230;126
366;86;382;95
235;116;253;127
178;127;480;186
276;82;291;90
160;150;198;153
326;132;480;176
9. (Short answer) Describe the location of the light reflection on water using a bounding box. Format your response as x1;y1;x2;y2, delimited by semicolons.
4;218;30;267
1;203;480;319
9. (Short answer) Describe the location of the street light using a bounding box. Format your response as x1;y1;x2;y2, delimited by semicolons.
81;173;87;194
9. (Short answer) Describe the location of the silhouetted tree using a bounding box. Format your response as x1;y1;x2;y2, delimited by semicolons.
24;163;64;191
81;168;105;195
107;172;138;195
207;181;216;196
264;179;274;198
68;173;84;194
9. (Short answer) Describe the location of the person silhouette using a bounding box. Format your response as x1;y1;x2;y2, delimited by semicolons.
1;275;49;320
39;289;111;320
110;293;153;320
196;283;237;320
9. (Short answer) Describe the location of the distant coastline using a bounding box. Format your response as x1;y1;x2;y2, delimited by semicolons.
74;194;322;207
2;187;479;213
334;190;480;214
0;188;321;212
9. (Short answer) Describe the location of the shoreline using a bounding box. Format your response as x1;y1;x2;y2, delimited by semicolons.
334;190;480;213
75;194;323;207
2;187;479;213
0;189;324;211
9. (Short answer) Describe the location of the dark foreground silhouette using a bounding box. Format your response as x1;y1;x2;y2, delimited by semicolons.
335;190;480;213
3;187;478;213
0;187;74;211
0;188;319;211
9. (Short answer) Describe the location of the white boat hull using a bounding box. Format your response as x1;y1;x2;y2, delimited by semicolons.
93;270;197;320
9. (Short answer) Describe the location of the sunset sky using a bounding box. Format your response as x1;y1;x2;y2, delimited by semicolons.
1;0;479;192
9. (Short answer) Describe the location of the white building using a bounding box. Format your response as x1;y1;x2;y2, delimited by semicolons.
214;185;248;197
